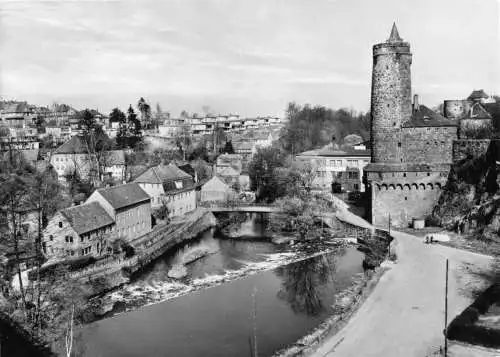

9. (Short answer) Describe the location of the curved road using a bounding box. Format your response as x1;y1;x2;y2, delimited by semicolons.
311;229;493;357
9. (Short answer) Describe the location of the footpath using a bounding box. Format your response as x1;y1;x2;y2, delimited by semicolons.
310;227;493;357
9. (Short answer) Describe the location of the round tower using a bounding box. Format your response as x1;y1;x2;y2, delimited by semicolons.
371;23;412;163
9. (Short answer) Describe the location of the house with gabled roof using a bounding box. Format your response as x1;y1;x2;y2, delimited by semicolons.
50;135;92;180
200;176;236;203
50;134;120;183
86;183;152;242
101;150;126;182
134;163;196;217
41;202;116;261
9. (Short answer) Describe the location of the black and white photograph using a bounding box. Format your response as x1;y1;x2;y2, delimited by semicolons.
0;0;499;356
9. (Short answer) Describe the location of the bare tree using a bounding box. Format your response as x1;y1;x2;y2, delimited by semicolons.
64;304;74;357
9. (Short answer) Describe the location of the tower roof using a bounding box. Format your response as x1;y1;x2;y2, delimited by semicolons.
387;22;403;43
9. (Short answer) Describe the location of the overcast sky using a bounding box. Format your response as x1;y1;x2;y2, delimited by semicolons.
0;0;499;117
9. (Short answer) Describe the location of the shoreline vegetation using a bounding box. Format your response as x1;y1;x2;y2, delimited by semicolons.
3;202;393;357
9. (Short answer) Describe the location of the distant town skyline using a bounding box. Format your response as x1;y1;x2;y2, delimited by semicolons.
1;0;499;117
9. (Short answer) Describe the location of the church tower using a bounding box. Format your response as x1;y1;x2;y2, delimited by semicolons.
370;23;412;163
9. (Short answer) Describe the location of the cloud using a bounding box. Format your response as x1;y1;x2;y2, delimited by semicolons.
288;75;365;86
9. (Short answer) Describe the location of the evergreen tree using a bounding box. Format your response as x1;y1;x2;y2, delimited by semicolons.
109;108;126;124
137;97;151;129
127;105;142;148
222;140;235;154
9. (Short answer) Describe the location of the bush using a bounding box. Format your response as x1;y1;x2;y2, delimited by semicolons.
448;284;500;348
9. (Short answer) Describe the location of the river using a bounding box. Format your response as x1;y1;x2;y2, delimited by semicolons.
77;214;365;357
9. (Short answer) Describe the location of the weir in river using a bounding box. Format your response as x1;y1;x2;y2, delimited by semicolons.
76;214;367;357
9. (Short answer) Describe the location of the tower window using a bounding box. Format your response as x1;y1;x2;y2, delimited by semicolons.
387;104;390;108
427;173;430;176
405;197;408;200
403;173;406;177
398;142;401;147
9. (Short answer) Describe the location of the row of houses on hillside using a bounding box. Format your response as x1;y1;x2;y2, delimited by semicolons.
157;114;283;138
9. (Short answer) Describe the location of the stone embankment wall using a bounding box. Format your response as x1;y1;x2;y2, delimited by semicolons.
432;140;500;238
452;139;492;162
70;209;217;288
367;169;448;227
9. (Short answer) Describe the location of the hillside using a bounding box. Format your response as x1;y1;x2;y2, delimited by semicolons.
431;140;500;243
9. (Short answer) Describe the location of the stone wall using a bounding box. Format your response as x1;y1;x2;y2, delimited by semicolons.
459;119;494;139
444;100;470;120
368;171;446;227
371;42;412;163
452;139;491;162
401;126;457;164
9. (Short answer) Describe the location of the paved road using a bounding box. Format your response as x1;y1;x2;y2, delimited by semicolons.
311;230;493;357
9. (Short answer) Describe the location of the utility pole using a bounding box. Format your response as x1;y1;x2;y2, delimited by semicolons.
252;286;258;357
444;259;449;357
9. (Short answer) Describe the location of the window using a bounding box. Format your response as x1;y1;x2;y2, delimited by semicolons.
403;173;406;177
427;173;430;176
59;222;63;228
50;235;53;241
398;142;401;147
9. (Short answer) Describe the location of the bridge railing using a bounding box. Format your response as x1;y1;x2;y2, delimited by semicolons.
199;201;276;209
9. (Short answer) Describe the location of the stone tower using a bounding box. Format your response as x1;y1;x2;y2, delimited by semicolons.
371;23;412;163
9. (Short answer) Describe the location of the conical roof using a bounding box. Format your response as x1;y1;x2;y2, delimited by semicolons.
387;22;403;43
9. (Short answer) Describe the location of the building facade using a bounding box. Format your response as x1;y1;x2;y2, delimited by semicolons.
133;164;196;217
365;24;458;227
41;202;115;261
200;176;236;203
296;148;371;192
86;183;152;242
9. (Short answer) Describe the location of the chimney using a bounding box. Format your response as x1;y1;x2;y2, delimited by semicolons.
413;94;419;112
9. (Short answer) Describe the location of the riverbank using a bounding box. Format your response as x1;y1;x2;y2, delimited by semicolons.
272;230;396;357
90;237;356;320
273;264;390;357
75;209;217;320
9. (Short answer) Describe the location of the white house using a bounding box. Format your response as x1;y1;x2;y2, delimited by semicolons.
50;135;92;180
134;164;196;217
200;176;236;203
102;150;126;182
295;147;371;192
41;202;116;261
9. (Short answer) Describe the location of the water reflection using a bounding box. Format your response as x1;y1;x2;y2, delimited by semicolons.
275;250;341;316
